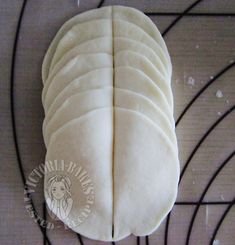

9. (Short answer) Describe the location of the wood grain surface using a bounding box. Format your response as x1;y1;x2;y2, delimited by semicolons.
0;1;234;245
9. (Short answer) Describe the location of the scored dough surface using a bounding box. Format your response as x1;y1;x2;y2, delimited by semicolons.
49;36;168;84
45;108;179;241
43;5;178;242
44;88;177;149
42;6;172;82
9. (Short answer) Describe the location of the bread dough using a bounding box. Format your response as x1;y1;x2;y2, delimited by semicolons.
113;108;179;240
114;37;169;81
42;5;178;242
43;87;113;147
44;66;174;137
42;53;112;109
45;108;179;241
42;6;171;82
115;66;173;125
42;6;112;82
115;89;177;147
49;19;112;75
49;36;168;85
44;68;112;119
44;88;177;148
113;19;171;76
48;37;112;83
45;108;113;241
115;53;174;111
113;6;171;67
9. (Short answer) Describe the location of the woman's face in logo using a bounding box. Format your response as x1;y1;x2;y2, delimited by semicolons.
51;181;66;200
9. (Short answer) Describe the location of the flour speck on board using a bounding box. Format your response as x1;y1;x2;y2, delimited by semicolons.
217;111;222;116
175;79;180;84
206;205;209;226
187;76;195;86
195;44;200;49
220;194;225;201
216;90;223;98
213;240;220;245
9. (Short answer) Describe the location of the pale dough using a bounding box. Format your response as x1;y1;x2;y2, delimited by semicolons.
114;37;169;81
45;108;179;241
115;51;174;110
43;87;113;147
115;66;174;125
49;36;168;84
44;88;177;148
113;108;179;240
42;53;112;109
44;66;173;129
113;6;171;68
42;5;178;242
46;108;113;241
44;67;112;119
115;89;177;148
49;19;112;75
42;6;171;82
48;37;112;84
42;6;112;82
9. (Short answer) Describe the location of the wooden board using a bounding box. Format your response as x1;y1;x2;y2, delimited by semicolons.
0;1;234;244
